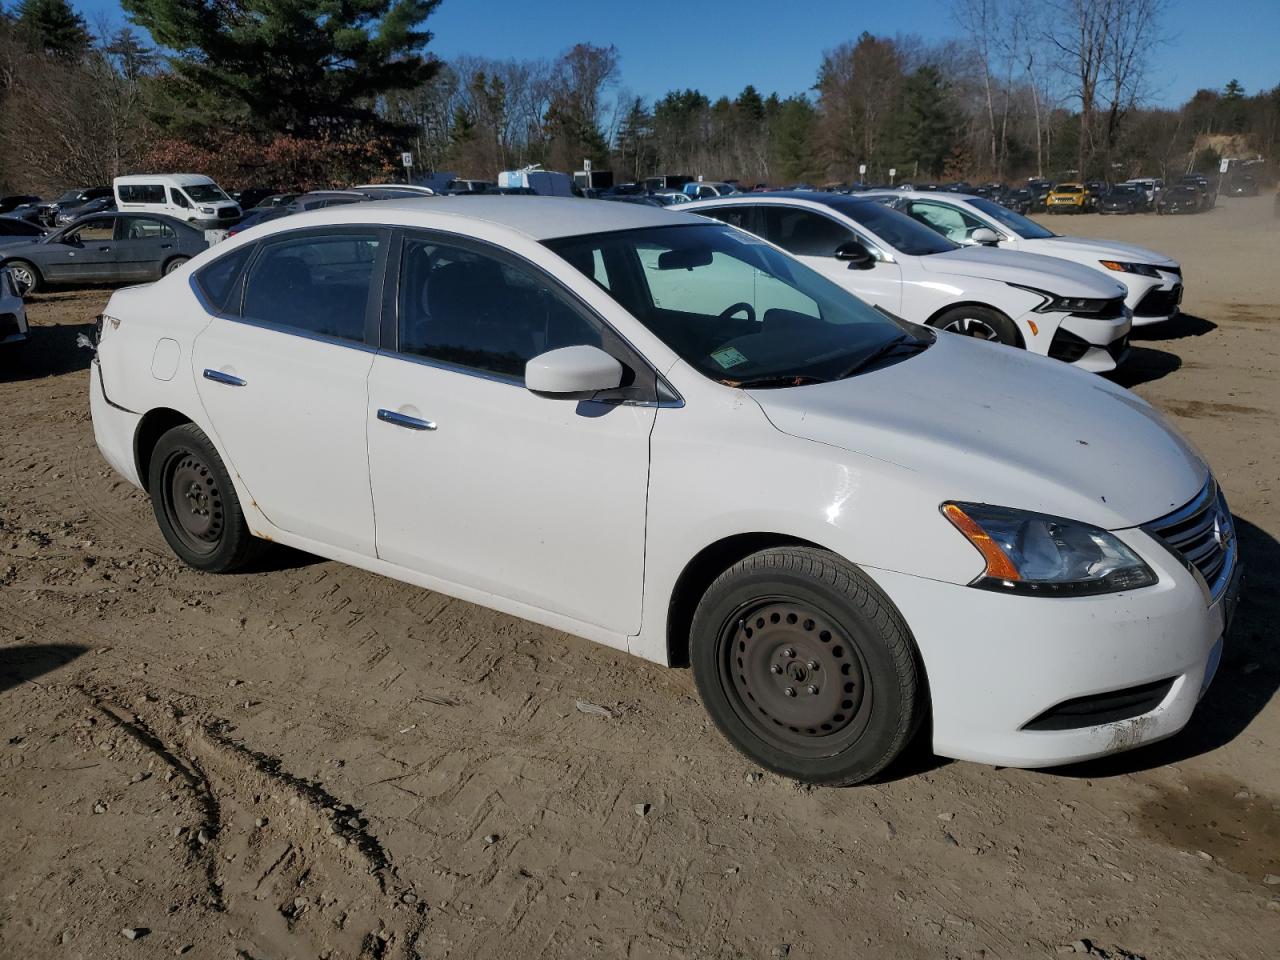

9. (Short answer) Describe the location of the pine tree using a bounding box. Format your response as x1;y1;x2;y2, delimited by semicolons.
898;65;957;179
121;0;441;135
16;0;90;59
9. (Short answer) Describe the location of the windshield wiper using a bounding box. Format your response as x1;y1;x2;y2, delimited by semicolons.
727;374;830;389
835;334;930;379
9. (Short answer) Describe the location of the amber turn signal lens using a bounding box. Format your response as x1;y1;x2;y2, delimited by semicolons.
942;503;1022;582
1099;260;1124;272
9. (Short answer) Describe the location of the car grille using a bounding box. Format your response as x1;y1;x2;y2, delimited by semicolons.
1094;296;1127;320
216;206;238;218
1144;480;1236;602
1161;265;1182;278
1135;285;1182;316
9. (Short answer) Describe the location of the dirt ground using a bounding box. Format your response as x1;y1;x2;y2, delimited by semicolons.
1;197;1278;960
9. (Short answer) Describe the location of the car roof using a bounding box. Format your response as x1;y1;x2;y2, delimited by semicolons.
251;196;696;241
114;173;217;186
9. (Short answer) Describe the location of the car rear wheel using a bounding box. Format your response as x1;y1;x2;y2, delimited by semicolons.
929;305;1019;346
7;260;39;294
690;546;923;785
149;423;264;573
163;256;190;276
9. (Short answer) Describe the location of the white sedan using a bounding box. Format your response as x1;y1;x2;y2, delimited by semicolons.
90;198;1239;784
871;190;1184;326
689;192;1132;372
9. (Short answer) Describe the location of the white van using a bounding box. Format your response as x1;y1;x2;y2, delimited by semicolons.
113;174;241;228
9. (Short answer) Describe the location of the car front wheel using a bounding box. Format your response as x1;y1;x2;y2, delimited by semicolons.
149;423;263;572
7;260;39;294
929;305;1018;346
691;546;923;785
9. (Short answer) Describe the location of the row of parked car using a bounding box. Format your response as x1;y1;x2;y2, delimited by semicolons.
82;191;1239;786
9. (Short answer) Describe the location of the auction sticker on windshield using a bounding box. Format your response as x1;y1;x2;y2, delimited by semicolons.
711;346;749;368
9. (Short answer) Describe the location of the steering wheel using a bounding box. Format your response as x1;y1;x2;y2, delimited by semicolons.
719;301;756;323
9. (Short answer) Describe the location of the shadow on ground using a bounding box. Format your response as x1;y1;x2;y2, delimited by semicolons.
1;321;96;381
1132;313;1217;342
0;643;89;694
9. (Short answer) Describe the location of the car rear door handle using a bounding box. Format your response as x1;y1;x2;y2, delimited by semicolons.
203;369;246;387
377;409;436;431
98;246;111;252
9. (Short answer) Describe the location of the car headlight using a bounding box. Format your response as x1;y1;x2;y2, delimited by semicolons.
1099;260;1161;278
1008;284;1115;315
200;206;215;214
942;502;1157;595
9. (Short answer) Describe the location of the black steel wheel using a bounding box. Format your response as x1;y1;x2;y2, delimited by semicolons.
691;546;923;785
148;423;264;572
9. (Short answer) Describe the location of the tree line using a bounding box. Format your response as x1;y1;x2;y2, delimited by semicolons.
0;0;1277;194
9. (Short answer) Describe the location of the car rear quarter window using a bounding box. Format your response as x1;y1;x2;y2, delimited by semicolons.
194;244;255;314
397;236;602;380
241;232;381;343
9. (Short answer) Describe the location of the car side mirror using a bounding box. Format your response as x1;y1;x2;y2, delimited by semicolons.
525;345;623;398
970;227;999;246
834;240;874;269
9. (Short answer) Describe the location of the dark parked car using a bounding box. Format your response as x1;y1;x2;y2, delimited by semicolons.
1000;188;1034;214
1026;179;1054;211
230;187;279;209
45;186;113;225
225;206;292;237
0;194;41;214
1157;185;1201;215
0;213;207;293
1178;174;1217;210
1098;184;1145;214
252;193;300;209
1225;174;1258;197
0;216;45;237
55;195;115;225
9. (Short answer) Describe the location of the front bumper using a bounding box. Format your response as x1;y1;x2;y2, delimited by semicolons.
0;302;27;346
863;527;1240;768
1122;269;1182;326
1046;309;1132;373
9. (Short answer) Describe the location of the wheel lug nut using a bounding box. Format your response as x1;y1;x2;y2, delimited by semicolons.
806;685;819;695
783;648;796;659
770;664;782;675
783;687;796;697
807;661;818;671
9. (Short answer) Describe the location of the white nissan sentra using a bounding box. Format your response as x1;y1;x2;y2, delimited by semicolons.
89;198;1241;785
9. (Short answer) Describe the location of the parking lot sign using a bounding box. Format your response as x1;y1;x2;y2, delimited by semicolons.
401;152;413;168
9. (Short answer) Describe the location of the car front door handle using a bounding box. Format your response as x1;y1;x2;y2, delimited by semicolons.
203;369;247;387
377;409;436;431
98;246;111;252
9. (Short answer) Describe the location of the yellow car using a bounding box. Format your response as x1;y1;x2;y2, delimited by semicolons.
1046;182;1088;213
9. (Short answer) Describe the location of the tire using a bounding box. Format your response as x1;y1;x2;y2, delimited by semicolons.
163;256;190;276
7;260;40;294
148;423;264;573
690;546;923;785
928;304;1019;346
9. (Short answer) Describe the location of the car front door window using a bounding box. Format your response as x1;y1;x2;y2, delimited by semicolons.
761;207;856;257
906;201;988;244
397;237;602;380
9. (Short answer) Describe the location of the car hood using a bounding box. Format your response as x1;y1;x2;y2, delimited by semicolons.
918;246;1126;298
0;237;41;253
749;333;1207;530
1033;235;1179;268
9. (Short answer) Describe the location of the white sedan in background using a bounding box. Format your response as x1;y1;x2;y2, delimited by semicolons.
690;192;1132;372
90;198;1238;785
871;191;1184;326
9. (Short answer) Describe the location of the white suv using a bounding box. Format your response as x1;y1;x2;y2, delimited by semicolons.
692;192;1132;372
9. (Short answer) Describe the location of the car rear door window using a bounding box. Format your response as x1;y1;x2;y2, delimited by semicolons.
241;232;381;343
397;236;602;380
195;245;254;313
760;207;856;257
698;205;757;231
123;217;176;240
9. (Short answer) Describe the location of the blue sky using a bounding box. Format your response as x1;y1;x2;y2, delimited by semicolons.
74;0;1279;108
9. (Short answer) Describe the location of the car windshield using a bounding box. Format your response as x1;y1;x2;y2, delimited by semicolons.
544;223;924;386
55;191;83;203
1109;186;1138;196
830;199;957;256
967;198;1056;239
184;184;229;203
